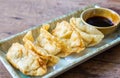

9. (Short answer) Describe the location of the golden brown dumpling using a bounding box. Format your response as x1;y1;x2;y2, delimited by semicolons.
24;39;59;67
36;24;62;55
70;17;104;47
52;21;85;57
52;22;73;39
23;31;34;42
23;30;59;66
23;30;48;56
6;43;47;76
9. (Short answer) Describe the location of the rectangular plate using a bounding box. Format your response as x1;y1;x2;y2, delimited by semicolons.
0;5;120;78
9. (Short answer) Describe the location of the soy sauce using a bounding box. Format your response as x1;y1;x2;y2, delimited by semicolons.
86;16;114;27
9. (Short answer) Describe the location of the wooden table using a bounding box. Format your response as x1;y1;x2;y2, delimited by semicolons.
0;0;120;78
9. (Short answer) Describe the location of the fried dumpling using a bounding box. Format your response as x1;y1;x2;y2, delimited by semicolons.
6;43;47;76
23;31;59;66
23;31;34;42
52;21;85;57
70;17;104;47
24;39;59;66
23;31;47;57
52;21;73;39
36;24;62;55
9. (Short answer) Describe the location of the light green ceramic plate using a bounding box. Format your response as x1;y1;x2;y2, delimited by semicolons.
0;5;120;78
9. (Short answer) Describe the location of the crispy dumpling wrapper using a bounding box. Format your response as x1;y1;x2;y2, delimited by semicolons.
23;31;34;42
23;30;59;66
52;21;85;57
24;40;48;64
7;31;60;76
24;39;59;66
6;43;47;76
70;17;104;47
52;22;73;39
36;24;62;55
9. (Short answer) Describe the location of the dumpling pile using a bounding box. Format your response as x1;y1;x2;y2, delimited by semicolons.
7;43;48;76
6;30;59;76
6;17;104;76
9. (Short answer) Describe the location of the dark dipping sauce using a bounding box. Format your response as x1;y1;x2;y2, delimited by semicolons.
86;16;114;27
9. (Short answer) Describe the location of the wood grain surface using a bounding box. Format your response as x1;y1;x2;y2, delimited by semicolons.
0;0;120;78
